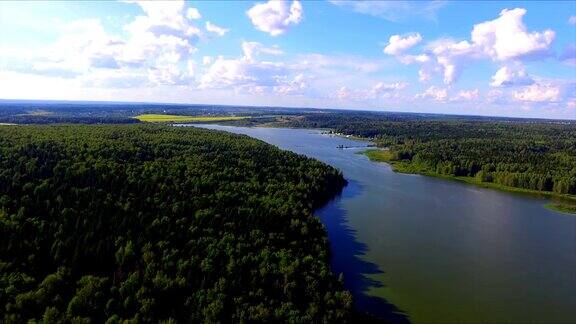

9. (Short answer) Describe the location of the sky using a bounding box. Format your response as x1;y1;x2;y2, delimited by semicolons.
0;0;575;119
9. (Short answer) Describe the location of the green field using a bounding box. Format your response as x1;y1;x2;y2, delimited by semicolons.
134;114;248;123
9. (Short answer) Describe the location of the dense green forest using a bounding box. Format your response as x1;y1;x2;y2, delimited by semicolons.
0;100;314;125
0;125;355;322
268;114;576;197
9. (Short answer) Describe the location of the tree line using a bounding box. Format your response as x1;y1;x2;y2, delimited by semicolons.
277;113;576;195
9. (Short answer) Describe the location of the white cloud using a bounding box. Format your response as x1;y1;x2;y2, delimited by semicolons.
452;88;479;101
187;7;202;20
330;81;408;101
487;89;504;103
395;38;479;84
335;86;350;100
203;56;213;65
295;53;388;73
199;43;303;95
10;19;125;77
371;81;408;92
329;0;446;22
0;1;204;87
569;16;576;26
471;8;555;61
199;55;307;95
242;41;283;61
187;60;196;76
205;21;229;36
490;65;534;87
513;84;560;102
366;82;408;99
124;0;199;39
416;86;448;101
429;38;479;84
418;68;435;82
398;54;430;64
147;64;188;85
394;8;556;85
273;73;307;94
383;33;422;56
119;0;200;77
246;0;303;36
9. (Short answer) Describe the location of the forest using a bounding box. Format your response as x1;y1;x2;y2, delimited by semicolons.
0;125;355;322
0;100;314;125
268;113;576;197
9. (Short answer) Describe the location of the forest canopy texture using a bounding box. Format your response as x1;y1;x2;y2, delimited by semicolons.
0;125;352;323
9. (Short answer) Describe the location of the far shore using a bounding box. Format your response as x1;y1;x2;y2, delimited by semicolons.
361;148;576;215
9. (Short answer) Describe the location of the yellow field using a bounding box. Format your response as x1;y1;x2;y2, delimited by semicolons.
134;114;247;123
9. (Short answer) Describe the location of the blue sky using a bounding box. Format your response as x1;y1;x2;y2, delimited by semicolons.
0;1;575;119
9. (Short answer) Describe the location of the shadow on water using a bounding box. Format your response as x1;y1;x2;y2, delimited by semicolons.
316;179;410;323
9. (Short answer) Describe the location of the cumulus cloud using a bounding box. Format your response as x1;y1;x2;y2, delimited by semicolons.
186;7;202;20
472;8;555;61
333;82;408;101
242;41;283;61
329;0;446;22
428;38;480;84
416;86;448;101
1;0;205;87
371;82;408;95
246;0;303;36
205;21;229;36
9;19;125;77
394;8;556;85
202;56;213;65
487;89;504;103
383;33;422;55
119;1;203;59
490;65;534;87
513;84;560;102
365;82;408;99
295;53;387;74
199;42;305;95
187;60;196;76
273;73;307;95
124;0;200;40
147;64;188;85
398;54;430;65
335;86;350;100
452;88;479;101
199;56;303;95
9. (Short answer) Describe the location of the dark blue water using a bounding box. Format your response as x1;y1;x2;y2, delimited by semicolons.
189;125;576;323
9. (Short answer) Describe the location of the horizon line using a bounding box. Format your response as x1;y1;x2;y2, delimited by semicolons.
1;98;574;122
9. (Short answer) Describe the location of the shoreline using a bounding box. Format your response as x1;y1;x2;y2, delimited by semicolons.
205;121;576;216
362;149;576;215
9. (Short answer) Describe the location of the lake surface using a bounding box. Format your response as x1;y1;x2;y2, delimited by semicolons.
190;124;576;323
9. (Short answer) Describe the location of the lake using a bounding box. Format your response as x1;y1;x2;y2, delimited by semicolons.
190;124;576;323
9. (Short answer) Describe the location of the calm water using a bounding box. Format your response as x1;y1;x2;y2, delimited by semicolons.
190;125;576;323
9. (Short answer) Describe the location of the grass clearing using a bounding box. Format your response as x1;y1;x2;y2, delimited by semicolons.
545;202;576;215
363;149;394;162
135;114;248;123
